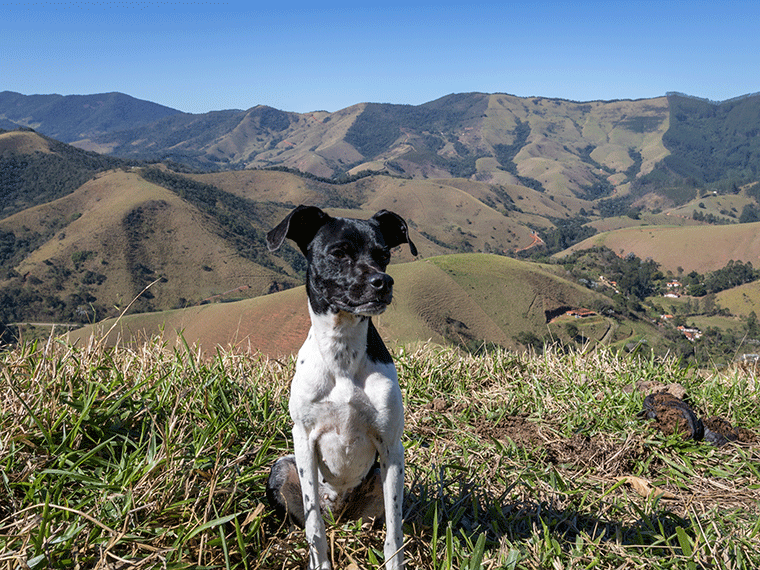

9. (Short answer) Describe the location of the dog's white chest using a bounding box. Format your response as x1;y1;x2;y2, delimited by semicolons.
290;319;403;491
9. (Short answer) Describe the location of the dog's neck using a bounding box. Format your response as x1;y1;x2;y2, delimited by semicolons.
307;302;392;369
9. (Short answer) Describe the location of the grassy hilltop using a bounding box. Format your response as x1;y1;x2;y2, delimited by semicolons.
565;222;760;274
1;339;759;569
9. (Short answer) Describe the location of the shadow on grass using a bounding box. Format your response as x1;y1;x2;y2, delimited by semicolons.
402;463;695;567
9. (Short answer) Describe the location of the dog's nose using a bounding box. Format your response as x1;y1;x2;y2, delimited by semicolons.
369;273;394;292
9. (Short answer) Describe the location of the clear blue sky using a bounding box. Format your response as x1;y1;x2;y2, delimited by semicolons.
3;1;759;114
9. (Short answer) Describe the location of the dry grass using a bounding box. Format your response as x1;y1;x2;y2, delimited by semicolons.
566;222;760;274
1;337;759;569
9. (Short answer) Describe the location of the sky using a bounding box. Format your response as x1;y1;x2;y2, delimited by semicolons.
3;1;760;114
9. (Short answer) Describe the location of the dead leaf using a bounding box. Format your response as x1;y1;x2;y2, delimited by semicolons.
615;476;678;500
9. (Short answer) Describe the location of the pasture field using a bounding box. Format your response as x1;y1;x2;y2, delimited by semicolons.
1;337;759;569
565;222;760;274
716;281;760;319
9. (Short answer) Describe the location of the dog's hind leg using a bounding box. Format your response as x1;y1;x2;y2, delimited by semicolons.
339;465;385;522
266;455;305;527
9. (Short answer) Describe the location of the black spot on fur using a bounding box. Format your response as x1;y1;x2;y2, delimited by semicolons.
367;321;393;364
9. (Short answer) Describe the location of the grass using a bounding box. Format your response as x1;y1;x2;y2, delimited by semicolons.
1;336;759;569
566;222;760;275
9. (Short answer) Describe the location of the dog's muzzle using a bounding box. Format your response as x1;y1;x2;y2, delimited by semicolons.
344;272;394;315
369;272;394;299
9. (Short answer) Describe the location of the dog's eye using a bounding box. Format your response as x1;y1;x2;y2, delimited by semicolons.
329;246;351;259
375;250;391;265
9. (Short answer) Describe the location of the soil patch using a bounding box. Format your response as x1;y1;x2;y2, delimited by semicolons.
474;414;545;448
474;414;645;476
703;416;759;445
544;433;645;476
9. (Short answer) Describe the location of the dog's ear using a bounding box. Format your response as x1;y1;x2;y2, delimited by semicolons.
371;210;418;257
267;205;330;256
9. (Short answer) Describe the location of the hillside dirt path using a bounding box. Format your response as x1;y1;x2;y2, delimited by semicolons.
600;320;618;345
515;231;545;253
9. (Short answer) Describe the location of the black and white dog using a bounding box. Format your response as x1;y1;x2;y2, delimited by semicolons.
265;205;416;570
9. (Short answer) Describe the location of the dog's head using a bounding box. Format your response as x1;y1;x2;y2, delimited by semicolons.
267;205;417;316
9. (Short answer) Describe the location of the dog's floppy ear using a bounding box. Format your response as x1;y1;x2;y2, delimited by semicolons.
267;205;330;256
371;210;418;256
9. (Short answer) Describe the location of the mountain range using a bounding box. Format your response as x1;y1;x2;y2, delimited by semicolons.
3;89;760;358
3;90;759;197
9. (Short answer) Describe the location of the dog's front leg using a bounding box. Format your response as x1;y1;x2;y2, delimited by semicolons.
293;425;330;569
380;440;405;569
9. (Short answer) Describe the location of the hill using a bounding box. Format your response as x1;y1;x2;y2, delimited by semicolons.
4;91;672;204
67;253;663;356
0;168;299;324
716;280;760;318
189;169;548;254
0;91;181;141
561;222;760;274
6;90;760;227
0;129;126;218
74;93;671;206
0;133;563;326
659;92;760;184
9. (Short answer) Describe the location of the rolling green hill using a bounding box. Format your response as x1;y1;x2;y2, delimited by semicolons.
0;168;299;325
0;129;126;218
561;222;760;274
67;253;664;357
716;280;760;318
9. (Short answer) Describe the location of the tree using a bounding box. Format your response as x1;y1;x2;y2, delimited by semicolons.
689;282;707;296
702;293;716;315
739;203;760;223
746;311;759;338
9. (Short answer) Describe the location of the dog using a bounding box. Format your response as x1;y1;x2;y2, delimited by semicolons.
265;205;416;570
